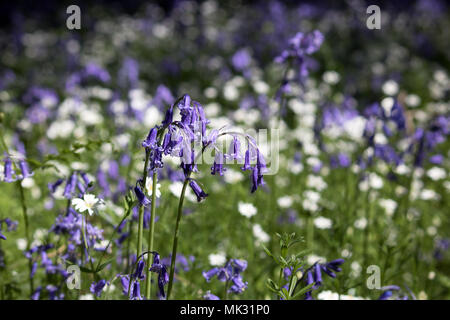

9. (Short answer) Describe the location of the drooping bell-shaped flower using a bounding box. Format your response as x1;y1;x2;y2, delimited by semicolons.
90;279;107;297
211;152;226;176
203;267;219;282
3;157;16;182
134;185;150;207
149;251;169;298
189;179;208;202
63;173;78;199
18;160;33;179
226;136;242;161
142;127;158;149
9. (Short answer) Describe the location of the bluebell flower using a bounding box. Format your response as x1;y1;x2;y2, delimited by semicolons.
390;100;406;131
48;178;63;193
90;279;108;297
232;49;251;71
378;285;409;300
203;291;220;300
203;268;219;282
134;184;150;207
142;127;158;149
229;274;247;294
149;251;169;298
133;259;146;281
120;275;142;300
46;285;64;300
211;152;226;176
226;136;242;161
189;179;208;202
31;286;42;300
304;271;314;300
18;160;33;179
3;157;15;182
203;259;248;295
63;172;78;199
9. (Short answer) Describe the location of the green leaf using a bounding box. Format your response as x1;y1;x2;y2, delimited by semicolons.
292;283;314;299
265;279;279;293
96;259;114;273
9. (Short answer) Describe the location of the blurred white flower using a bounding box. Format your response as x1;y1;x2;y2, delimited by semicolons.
307;254;326;265
306;175;327;191
318;290;365;300
17;238;27;251
378;199;397;217
208;252;226;266
277;195;293;208
223;169;244;184
252;224;269;243
314;216;332;229
420;189;440;201
238;202;257;218
427;167;446;181
369;173;383;189
322;71;340;85
302;190;321;212
169;181;196;202
382;80;399;96
354;217;367;230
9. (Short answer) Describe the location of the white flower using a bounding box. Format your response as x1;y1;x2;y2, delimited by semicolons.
17;238;28;251
72;194;104;215
314;216;332;229
318;290;365;300
420;189;440;201
427;167;446;181
277;196;293;208
307;254;326;265
238;202;257;218
382;80;399;96
223;169;244;184
145;177;161;198
369;173;383;189
208;252;226;266
169;181;196;202
378;199;397;216
354;217;367;230
306;175;327;191
302;190;320;212
252;224;270;243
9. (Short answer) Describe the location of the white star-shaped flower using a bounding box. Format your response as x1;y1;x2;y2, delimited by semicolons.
145;177;161;198
72;194;104;216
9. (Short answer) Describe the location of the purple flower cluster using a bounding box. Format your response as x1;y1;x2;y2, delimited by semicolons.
66;62;111;91
140;94;267;200
2;156;33;183
51;208;104;256
90;279;108;298
48;171;91;199
361;101;406;167
378;285;413;300
410;115;449;167
303;259;345;300
203;259;248;295
275;30;324;79
149;252;170;299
